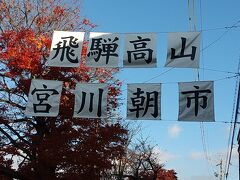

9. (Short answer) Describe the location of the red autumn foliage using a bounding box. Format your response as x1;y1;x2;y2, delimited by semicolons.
0;0;127;179
0;1;178;179
0;29;50;76
157;169;178;180
109;133;177;180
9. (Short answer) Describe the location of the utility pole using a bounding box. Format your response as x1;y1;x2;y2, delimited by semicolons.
237;129;240;180
225;65;240;179
216;159;224;180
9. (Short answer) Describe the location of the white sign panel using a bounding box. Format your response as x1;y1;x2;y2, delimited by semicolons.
86;33;120;67
178;81;215;122
73;83;108;118
165;32;201;68
46;31;85;67
123;33;157;68
127;83;161;120
25;79;63;117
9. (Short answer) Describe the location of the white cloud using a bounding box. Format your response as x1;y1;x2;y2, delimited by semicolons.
188;147;239;166
206;147;239;165
232;146;238;159
191;176;216;180
168;124;182;138
152;146;179;163
189;151;204;160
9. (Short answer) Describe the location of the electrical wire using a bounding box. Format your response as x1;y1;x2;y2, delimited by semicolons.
194;0;216;176
140;72;238;85
120;67;239;75
142;68;175;83
120;117;240;124
202;20;240;52
91;24;240;34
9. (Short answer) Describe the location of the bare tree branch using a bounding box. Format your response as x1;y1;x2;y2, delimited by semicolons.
0;126;32;159
0;166;31;180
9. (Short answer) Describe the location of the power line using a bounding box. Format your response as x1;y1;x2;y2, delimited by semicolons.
198;68;239;75
92;24;240;34
120;74;238;95
121;118;240;124
201;20;240;52
198;0;215;175
201;25;240;32
121;67;238;74
142;68;175;83
141;74;238;84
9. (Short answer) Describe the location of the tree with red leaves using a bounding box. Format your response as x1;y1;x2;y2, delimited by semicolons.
110;131;178;180
0;0;127;179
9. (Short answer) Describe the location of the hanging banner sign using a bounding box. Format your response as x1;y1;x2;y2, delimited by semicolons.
25;79;63;117
86;32;120;67
45;31;202;69
73;83;108;118
46;31;85;67
178;81;215;122
165;32;201;68
127;83;161;120
123;33;157;68
24;79;216;121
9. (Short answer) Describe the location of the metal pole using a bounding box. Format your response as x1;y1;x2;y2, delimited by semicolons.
237;129;240;180
225;72;240;179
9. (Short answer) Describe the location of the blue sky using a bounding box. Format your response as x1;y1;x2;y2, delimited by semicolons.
82;0;240;179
